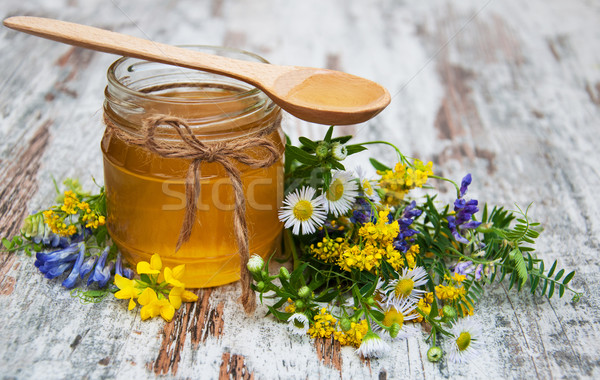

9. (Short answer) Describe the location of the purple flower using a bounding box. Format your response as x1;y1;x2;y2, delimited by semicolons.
114;252;134;280
452;260;485;281
393;201;422;253
87;247;112;288
460;174;472;197
350;198;375;224
62;243;86;288
447;174;481;244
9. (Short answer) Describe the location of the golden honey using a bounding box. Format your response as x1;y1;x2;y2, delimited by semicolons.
101;47;284;287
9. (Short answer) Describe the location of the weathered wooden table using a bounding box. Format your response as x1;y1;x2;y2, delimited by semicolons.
1;0;599;378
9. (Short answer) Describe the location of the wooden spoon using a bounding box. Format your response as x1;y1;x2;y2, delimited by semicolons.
3;16;390;125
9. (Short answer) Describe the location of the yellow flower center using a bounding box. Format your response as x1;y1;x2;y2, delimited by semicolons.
456;331;471;351
293;200;314;221
382;308;404;328
394;278;414;298
327;178;345;201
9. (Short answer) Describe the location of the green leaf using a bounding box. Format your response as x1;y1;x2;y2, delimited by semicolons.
298;137;317;150
346;145;367;155
547;260;557;277
559;285;565;298
286;145;318;165
563;271;575;285
267;306;292;322
548;282;555;298
512;249;528;286
2;238;12;250
324;126;334;142
554;269;565;281
369;158;391;172
331;135;353;144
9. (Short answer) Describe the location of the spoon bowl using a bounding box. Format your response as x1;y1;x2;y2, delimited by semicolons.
3;16;390;125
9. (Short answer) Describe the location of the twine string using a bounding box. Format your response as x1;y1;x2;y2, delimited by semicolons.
103;114;281;313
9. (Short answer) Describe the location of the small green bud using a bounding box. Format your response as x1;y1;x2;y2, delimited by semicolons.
315;142;329;159
366;296;376;306
427;346;443;362
256;281;265;292
298;285;311;299
295;299;305;309
389;322;401;338
330;142;347;161
442;305;457;321
246;254;264;275
340;318;352;332
279;266;291;280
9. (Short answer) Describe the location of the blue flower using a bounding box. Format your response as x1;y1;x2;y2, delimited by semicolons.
447;174;481;244
114;252;134;280
79;255;98;279
35;242;80;279
87;247;113;288
62;243;86;288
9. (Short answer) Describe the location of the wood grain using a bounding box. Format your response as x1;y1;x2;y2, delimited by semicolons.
1;0;600;378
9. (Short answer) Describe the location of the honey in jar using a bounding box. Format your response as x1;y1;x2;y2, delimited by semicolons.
101;46;284;287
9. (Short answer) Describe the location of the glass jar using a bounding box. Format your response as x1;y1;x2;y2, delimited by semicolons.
101;46;284;288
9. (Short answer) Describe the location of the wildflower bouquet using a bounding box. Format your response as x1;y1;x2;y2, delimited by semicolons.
2;179;197;318
1;126;581;363
248;126;582;361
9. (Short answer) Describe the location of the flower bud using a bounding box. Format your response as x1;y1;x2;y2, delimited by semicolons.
331;142;347;161
315;142;330;159
256;281;266;292
298;285;311;299
279;266;291;280
427;346;443;362
366;296;376;306
442;305;457;321
389;322;401;338
246;254;264;275
340;318;352;332
295;299;305;310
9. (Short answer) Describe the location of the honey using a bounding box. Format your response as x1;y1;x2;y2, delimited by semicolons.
102;47;284;287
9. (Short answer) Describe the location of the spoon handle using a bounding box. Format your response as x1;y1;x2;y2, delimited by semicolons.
3;16;265;85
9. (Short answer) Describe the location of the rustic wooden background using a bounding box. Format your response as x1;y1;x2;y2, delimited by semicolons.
1;0;599;379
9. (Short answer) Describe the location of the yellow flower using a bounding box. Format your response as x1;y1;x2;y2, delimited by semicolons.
114;274;141;310
334;319;369;347
138;287;175;322
307;308;337;339
310;237;347;264
169;287;184;309
137;253;162;275
164;264;185;287
181;290;198;303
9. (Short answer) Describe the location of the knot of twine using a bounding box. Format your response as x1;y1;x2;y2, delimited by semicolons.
104;114;282;313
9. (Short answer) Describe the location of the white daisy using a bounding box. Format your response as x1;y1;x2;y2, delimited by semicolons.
324;171;359;217
278;186;327;235
374;297;420;340
447;317;484;363
354;165;378;197
356;330;389;358
383;266;429;303
287;313;310;335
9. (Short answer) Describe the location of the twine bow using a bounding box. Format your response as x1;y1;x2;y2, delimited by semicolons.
104;114;281;313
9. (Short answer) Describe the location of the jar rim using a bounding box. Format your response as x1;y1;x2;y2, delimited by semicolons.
106;45;269;104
